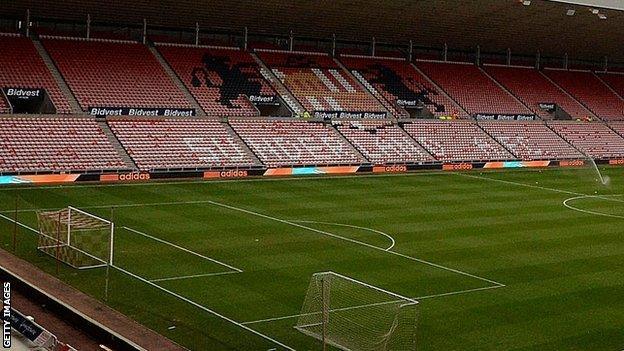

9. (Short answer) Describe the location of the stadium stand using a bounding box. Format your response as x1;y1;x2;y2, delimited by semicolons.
157;45;278;117
403;120;514;161
479;121;583;160
548;121;624;159
42;38;191;111
0;94;8;114
339;55;466;118
416;61;531;116
0;117;125;173
605;121;624;140
595;72;624;102
484;65;591;120
543;69;624;121
335;120;434;164
0;35;72;113
257;51;386;115
108;118;256;170
229;119;361;167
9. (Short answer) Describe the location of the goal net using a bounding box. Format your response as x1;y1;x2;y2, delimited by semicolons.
295;271;418;351
36;206;113;269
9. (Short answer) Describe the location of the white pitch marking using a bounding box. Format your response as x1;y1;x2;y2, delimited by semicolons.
292;220;396;251
0;213;294;350
241;284;504;326
7;168;624;215
456;172;585;196
122;226;243;273
0;213;39;233
563;194;624;219
149;270;240;283
0;199;221;214
205;200;505;287
112;265;296;350
456;172;624;204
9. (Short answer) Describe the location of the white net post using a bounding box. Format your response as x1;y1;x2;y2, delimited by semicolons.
109;220;115;266
37;207;113;270
321;275;330;351
295;271;418;351
66;207;71;246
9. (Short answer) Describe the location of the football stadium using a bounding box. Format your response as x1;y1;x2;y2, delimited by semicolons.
1;0;624;350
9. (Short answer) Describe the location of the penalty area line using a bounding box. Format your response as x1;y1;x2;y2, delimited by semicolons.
0;213;293;349
122;226;243;273
149;270;240;283
241;284;504;326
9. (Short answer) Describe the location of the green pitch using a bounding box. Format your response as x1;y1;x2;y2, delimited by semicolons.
0;167;623;350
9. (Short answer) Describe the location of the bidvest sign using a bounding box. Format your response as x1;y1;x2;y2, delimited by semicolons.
89;107;196;117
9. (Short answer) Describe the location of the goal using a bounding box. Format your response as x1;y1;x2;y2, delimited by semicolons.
295;271;418;351
36;206;113;269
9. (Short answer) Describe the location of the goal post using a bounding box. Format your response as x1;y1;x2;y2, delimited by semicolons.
36;206;113;270
295;271;418;351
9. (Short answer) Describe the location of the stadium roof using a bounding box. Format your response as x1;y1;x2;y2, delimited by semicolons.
3;0;624;63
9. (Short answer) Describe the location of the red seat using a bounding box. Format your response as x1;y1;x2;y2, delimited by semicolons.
485;66;591;120
416;61;531;116
0;117;125;173
403;120;513;161
0;35;72;114
229;119;360;167
549;121;624;158
257;51;386;114
108;118;256;171
544;70;624;121
157;45;277;117
336;120;433;163
42;38;191;111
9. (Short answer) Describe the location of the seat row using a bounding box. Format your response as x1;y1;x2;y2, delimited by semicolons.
4;34;624;121
257;51;387;114
157;45;277;117
4;117;624;175
0;117;125;173
42;38;191;111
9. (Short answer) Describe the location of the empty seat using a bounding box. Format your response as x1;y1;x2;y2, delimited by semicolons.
548;121;624;158
158;45;277;117
544;69;624;121
108;118;256;171
336;120;434;163
485;66;591;120
229;119;360;167
340;56;466;118
0;117;125;173
403;121;514;161
0;35;71;114
42;38;191;111
258;51;386;114
480;121;583;160
416;62;531;116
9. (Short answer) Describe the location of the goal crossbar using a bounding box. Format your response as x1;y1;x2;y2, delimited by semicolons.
37;207;114;270
320;271;418;305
